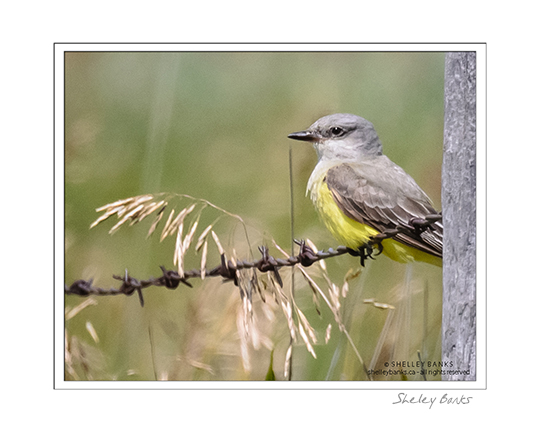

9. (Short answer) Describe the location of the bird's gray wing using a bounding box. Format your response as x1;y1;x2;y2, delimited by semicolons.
326;160;443;257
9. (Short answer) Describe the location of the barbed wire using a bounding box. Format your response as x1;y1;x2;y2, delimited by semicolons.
65;240;348;306
64;214;441;306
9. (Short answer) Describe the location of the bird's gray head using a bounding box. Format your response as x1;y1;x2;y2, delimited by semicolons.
288;113;383;162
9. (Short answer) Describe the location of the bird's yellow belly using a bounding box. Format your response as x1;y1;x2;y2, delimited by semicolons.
311;178;441;266
313;179;378;248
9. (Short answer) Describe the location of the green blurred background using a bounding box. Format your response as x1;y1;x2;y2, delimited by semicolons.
64;51;444;381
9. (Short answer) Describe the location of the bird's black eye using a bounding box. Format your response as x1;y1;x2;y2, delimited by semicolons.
330;126;345;136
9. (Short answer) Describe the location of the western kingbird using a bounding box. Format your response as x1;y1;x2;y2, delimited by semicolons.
288;113;442;266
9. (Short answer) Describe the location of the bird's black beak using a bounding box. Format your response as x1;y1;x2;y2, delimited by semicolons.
288;130;321;142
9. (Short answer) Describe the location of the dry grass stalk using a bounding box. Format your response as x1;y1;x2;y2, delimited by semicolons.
325;324;332;344
298;268;330;311
95;196;138;212
90;209;122;230
65;333;79;381
195;225;213;251
87;192;371;378
136;200;166;222
236;303;252;372
254;271;265;303
280;298;296;342
298;321;317;359
65;298;98;321
160;206;200;272
65;335;92;380
85;321;99;343
200;240;208;280
270;241;325;359
235;249;262;306
363;299;396;310
108;204;145;234
295;307;317;345
341;280;350;299
147;206;166;238
173;223;185;277
284;343;292;379
238;270;257;307
91;193;249;246
211;230;225;255
249;314;261;351
160;208;176;242
297;266;353;354
116;195;153;214
323;273;341;313
162;204;196;241
91;195;154;232
240;278;253;315
183;221;199;252
272;240;290;260
231;271;277;375
268;274;296;339
186;359;215;375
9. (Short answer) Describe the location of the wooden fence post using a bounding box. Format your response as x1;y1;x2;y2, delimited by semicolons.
442;51;477;381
